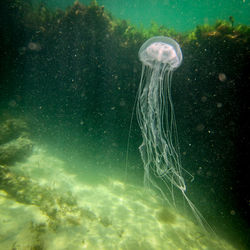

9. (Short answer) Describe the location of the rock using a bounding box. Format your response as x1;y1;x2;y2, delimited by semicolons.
0;136;33;165
0;118;28;144
0;118;33;166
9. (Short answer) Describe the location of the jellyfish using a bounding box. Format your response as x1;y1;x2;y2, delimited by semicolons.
137;36;206;227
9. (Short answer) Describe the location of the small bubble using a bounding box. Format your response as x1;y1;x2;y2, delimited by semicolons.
217;102;223;108
201;96;207;102
218;73;227;82
28;42;41;51
230;210;236;215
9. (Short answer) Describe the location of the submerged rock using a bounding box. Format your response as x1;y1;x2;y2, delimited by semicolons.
0;118;28;144
0;118;33;166
0;136;33;165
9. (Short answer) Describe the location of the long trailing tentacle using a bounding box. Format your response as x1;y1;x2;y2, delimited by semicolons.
136;62;213;234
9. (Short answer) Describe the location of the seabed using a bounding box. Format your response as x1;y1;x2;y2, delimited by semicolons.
0;146;236;250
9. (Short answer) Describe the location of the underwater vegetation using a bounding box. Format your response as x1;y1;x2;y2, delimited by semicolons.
0;118;33;165
0;118;79;230
0;118;114;249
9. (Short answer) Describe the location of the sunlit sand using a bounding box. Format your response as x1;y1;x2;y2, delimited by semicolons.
0;148;235;250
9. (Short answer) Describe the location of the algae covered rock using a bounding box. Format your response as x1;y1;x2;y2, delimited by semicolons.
0;118;28;144
0;136;33;165
0;118;33;165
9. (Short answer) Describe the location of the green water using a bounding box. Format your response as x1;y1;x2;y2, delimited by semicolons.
40;0;250;31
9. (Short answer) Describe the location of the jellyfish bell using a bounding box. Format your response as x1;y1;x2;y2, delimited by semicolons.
139;36;182;69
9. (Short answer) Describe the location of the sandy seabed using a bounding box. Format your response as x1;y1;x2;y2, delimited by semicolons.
0;147;235;250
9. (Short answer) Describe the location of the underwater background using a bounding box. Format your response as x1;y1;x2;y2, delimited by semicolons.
0;0;249;249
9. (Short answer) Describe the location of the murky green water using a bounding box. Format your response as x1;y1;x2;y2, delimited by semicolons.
38;0;250;31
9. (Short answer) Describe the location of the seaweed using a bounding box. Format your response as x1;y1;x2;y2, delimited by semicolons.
0;119;33;165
